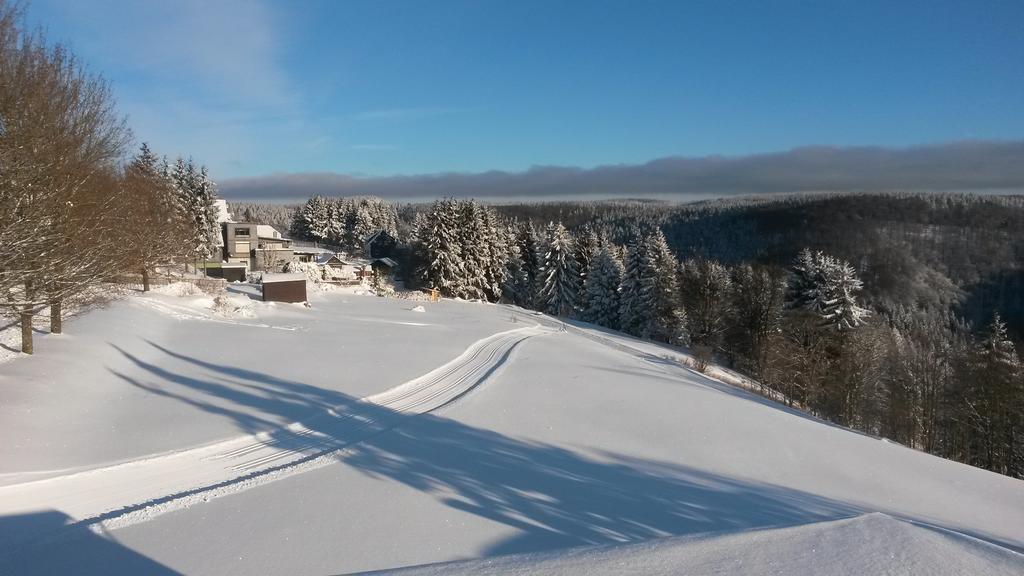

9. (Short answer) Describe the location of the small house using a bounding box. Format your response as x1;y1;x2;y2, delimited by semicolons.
315;253;360;281
364;230;397;259
261;273;307;303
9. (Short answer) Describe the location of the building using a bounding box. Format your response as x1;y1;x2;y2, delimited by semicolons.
364;229;397;259
370;257;399;279
261;273;307;303
222;222;297;271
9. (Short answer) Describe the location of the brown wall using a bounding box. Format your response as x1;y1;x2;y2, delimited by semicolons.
262;280;307;303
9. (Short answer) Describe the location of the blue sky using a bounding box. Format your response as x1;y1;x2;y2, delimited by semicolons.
25;0;1024;189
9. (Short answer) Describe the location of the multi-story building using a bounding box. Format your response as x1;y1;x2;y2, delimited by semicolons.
221;223;296;271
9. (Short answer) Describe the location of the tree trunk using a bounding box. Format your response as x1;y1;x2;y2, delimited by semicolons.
50;299;62;334
141;266;150;292
21;280;34;355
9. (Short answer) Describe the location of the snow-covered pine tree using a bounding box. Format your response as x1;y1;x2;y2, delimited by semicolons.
193;165;220;260
425;198;465;296
457;200;489;300
574;225;601;305
970;313;1023;475
619;236;648;337
303;196;331;242
165;157;191;222
979;314;1021;376
353;199;378;253
480;206;508;301
787;249;870;331
819;256;871;330
502;224;531;305
408;211;431;286
516;222;542;307
325;199;344;245
582;245;624;329
538;221;579;316
643;229;686;343
786;248;819;310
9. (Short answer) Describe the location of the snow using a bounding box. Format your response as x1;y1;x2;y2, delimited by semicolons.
0;296;1022;574
260;272;306;283
385;513;1024;576
255;224;282;239
212;199;232;224
0;287;512;481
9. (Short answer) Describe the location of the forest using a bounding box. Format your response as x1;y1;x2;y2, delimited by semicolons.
254;192;1024;479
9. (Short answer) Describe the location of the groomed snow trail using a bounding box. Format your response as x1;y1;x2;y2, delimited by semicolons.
0;324;550;542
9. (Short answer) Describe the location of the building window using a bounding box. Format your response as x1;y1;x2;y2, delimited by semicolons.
235;228;251;237
236;241;250;253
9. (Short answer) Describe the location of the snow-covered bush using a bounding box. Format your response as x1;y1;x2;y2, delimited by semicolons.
211;294;255;318
283;261;323;284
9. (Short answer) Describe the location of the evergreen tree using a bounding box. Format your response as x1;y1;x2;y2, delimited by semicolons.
424;199;465;296
969;314;1023;474
480;206;508;301
574;225;601;304
190;164;219;259
582;246;624;329
502;224;531;305
516;222;542;307
643;230;686;343
619;236;648;337
291;195;330;242
786;248;820;310
538;221;579;316
457;200;490;299
787;249;869;331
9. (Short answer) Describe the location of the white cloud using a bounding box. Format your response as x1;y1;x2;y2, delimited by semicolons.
35;0;305;176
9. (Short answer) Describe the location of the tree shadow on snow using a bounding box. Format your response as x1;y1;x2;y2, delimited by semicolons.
102;341;871;561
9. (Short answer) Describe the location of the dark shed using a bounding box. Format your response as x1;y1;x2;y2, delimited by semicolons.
262;273;307;303
220;264;247;283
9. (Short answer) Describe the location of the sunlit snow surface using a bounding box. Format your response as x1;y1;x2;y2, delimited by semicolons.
0;285;1021;574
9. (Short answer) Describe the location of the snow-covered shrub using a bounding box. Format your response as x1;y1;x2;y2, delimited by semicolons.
211;294;255;318
283;261;323;284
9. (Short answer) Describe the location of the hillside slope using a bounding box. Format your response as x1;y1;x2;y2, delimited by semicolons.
0;291;1022;574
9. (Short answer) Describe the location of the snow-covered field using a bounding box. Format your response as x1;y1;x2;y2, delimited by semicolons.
1;285;1022;574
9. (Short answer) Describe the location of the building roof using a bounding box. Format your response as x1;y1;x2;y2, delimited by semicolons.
372;257;399;268
364;229;395;244
255;224;293;242
314;253;349;265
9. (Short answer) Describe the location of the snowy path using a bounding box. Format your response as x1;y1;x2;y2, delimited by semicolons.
0;324;550;544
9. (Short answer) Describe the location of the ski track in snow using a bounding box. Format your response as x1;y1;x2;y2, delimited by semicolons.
0;323;551;548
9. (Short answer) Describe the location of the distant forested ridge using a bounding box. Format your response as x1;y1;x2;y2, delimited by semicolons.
236;191;1024;478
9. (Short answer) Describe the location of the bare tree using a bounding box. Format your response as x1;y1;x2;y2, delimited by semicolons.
0;1;129;352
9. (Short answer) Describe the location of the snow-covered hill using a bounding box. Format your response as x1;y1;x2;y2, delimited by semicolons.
382;513;1024;576
0;287;1021;574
